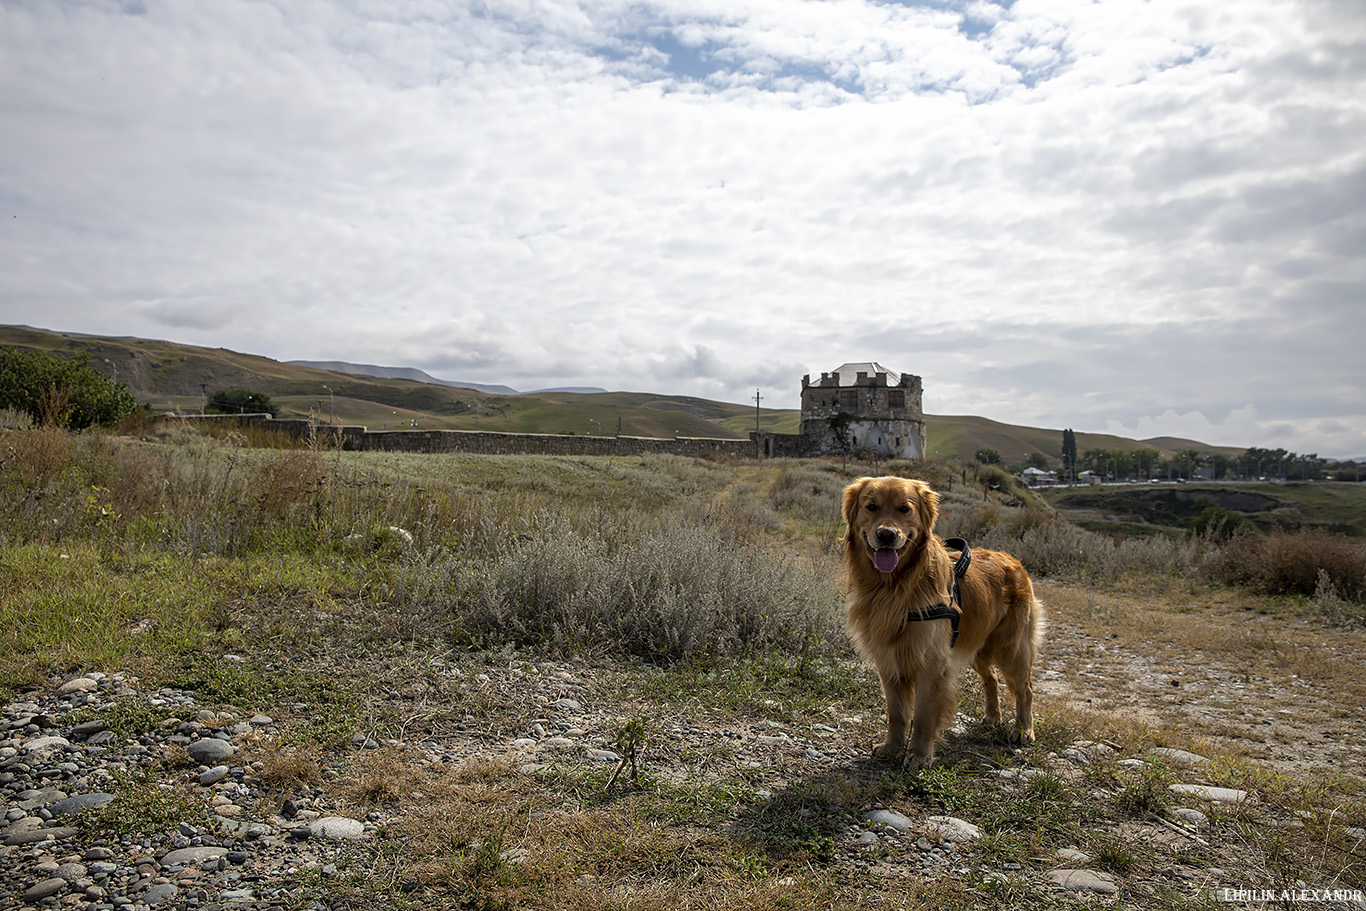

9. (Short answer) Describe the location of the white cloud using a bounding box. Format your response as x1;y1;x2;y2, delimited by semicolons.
1;0;1363;456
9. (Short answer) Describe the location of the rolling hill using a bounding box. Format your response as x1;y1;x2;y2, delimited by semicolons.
2;324;1235;463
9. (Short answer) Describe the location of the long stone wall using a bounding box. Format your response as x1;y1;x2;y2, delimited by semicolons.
170;414;763;459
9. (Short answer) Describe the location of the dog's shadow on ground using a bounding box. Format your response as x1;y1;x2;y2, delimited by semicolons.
730;721;1019;861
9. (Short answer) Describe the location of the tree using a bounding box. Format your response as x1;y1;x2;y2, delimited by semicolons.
1106;448;1135;480
1132;448;1161;481
1080;448;1110;474
207;388;279;417
1241;447;1289;479
1025;452;1049;470
0;346;137;429
975;448;1002;465
1061;429;1077;480
1172;449;1203;480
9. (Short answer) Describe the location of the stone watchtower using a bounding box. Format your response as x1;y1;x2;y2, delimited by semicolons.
799;362;926;459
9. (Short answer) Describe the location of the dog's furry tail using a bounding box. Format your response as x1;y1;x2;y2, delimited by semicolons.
1030;597;1047;656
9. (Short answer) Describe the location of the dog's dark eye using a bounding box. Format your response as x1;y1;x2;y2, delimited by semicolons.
864;503;878;512
898;505;911;513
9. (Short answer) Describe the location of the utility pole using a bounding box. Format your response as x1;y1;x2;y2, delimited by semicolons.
753;388;763;458
200;383;207;416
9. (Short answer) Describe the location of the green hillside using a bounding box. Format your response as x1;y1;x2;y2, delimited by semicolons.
924;414;1208;465
3;324;1234;460
1040;480;1366;538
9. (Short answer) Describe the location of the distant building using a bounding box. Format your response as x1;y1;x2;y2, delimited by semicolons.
756;362;926;459
1021;467;1059;486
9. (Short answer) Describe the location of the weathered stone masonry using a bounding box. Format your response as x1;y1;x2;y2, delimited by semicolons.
754;362;927;460
173;414;760;458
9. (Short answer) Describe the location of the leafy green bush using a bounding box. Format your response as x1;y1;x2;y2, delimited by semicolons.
207;387;279;416
0;347;136;428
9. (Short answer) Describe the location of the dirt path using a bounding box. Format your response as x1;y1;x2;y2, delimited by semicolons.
1033;580;1366;778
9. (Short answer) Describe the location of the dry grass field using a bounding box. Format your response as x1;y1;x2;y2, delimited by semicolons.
2;419;1364;909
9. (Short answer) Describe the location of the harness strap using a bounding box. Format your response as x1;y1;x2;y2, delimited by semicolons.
904;537;972;647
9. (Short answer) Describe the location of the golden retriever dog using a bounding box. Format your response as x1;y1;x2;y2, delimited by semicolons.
842;476;1044;767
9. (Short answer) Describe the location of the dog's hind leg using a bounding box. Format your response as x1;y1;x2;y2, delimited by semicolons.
998;652;1036;744
972;652;1002;725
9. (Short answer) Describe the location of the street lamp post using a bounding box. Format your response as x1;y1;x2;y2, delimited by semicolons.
103;359;117;383
589;419;601;436
753;388;763;458
323;385;334;425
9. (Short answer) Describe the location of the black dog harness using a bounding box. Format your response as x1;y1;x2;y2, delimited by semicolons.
904;537;971;647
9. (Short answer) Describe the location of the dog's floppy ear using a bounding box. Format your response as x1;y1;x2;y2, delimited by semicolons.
915;480;940;533
842;478;869;545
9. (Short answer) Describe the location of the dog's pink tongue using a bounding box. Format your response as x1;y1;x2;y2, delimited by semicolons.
873;548;900;573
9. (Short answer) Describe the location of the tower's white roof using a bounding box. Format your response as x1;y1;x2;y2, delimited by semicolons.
829;362;901;386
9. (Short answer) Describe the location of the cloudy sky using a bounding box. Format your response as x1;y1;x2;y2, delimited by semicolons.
2;0;1363;456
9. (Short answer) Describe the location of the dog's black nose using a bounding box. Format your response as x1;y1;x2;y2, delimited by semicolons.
875;527;898;546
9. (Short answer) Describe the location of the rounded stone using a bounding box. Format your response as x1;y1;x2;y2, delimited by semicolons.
22;877;69;902
927;815;982;843
57;677;101;695
50;792;116;816
160;846;230;867
863;809;914;833
198;765;231;786
144;882;180;904
1169;783;1249;804
1047;869;1120;895
309;816;366;839
22;734;71;755
186;738;236;764
1150;748;1210;766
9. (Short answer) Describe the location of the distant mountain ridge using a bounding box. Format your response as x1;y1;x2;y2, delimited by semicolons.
286;360;518;395
286;360;609;396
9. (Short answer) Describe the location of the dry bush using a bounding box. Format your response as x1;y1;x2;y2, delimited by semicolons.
240;732;320;792
1003;503;1057;537
0;407;33;430
767;465;845;520
0;427;91;544
1209;527;1366;602
971;516;1198;584
342;744;417;807
2;424;74;482
401;515;846;664
250;452;327;521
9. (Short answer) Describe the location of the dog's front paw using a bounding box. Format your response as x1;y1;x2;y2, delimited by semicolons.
904;751;935;770
1010;724;1036;746
871;741;904;761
